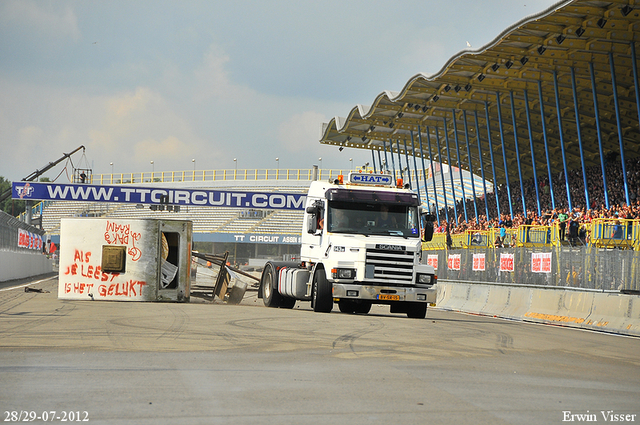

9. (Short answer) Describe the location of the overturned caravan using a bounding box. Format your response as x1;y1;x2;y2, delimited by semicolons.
259;172;437;319
58;218;192;302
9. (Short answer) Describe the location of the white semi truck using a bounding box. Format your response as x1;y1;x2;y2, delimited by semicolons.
258;172;437;319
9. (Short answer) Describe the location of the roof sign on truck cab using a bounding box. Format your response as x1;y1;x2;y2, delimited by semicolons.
348;173;393;186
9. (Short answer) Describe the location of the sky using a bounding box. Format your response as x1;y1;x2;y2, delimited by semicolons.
0;0;560;182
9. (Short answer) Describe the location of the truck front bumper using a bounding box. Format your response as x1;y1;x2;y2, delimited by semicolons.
332;283;437;304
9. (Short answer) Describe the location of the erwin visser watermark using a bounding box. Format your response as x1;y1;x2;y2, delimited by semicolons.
563;411;637;422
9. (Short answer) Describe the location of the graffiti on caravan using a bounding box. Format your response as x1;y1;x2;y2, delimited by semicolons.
12;182;306;210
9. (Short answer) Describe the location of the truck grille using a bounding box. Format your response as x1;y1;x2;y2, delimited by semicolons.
365;248;414;285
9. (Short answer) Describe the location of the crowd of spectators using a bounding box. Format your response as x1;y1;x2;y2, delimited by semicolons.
433;155;640;245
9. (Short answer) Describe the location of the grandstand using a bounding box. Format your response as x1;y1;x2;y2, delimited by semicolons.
320;0;640;222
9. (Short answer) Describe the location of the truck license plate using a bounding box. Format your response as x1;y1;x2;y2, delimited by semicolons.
377;294;400;301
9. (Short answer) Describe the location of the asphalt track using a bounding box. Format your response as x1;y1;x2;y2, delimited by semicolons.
1;276;639;425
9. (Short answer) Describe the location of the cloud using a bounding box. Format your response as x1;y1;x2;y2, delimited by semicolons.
87;87;205;171
193;43;255;103
134;136;195;163
0;80;211;179
278;111;328;153
1;0;80;41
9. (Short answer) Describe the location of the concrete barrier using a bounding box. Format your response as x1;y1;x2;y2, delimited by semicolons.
462;284;490;315
584;292;639;334
497;286;531;320
0;251;53;282
524;289;594;328
436;282;470;312
436;280;640;337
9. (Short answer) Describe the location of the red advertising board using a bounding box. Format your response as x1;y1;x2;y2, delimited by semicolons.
472;253;485;271
427;254;438;269
18;228;43;251
499;253;515;272
531;252;552;273
447;254;461;270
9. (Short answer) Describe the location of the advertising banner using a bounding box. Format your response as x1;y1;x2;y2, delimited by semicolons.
12;182;306;210
18;228;43;251
531;252;552;273
427;254;438;269
447;254;461;270
472;253;485;271
193;233;302;244
500;253;515;272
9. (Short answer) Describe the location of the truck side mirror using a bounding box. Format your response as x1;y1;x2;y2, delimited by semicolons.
421;214;435;242
307;212;318;234
306;206;324;234
306;201;324;235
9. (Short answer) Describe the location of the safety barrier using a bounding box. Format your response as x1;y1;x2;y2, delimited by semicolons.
424;219;640;251
0;250;53;282
0;210;52;282
590;218;638;250
422;247;639;292
89;167;439;186
91;168;354;185
436;281;640;337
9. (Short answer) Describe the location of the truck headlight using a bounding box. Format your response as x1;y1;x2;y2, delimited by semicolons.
332;268;355;279
417;274;432;284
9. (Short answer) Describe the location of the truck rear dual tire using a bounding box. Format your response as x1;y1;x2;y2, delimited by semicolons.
261;262;296;309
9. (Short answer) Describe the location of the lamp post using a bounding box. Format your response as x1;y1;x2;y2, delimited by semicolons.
234;158;237;179
349;158;353;171
319;157;322;170
192;158;196;181
110;162;113;184
150;160;154;178
275;157;279;178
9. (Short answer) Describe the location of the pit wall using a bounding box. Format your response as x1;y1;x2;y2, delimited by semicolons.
436;281;640;337
0;251;53;282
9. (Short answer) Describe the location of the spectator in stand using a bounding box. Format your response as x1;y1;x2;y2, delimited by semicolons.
612;220;624;239
568;214;580;246
558;209;568;241
498;221;507;247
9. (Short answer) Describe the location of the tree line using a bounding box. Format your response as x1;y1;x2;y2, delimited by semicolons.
0;176;50;217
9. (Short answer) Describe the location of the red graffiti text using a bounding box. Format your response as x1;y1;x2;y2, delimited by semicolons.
97;280;147;297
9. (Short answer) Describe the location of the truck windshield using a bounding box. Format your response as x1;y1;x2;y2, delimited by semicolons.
327;201;419;238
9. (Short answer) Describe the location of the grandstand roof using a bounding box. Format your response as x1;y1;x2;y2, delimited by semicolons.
319;0;640;186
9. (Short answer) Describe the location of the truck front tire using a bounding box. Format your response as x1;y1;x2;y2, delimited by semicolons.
312;269;333;313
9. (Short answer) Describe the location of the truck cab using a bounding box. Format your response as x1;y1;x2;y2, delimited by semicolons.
259;172;437;319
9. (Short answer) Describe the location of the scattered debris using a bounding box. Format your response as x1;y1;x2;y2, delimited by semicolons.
24;287;49;293
191;251;259;304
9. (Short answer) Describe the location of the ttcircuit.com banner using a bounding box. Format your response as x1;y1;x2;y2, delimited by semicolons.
12;182;306;210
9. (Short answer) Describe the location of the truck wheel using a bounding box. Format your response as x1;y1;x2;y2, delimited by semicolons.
406;302;427;319
261;263;283;308
312;269;333;313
